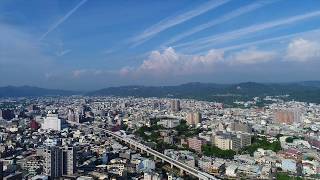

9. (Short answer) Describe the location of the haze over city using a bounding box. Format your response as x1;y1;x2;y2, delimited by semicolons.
1;0;320;90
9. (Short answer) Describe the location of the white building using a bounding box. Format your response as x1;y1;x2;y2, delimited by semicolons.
144;172;161;180
226;164;238;177
157;119;180;128
42;112;61;131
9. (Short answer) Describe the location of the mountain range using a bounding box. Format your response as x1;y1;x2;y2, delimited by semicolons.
0;86;77;97
1;81;320;104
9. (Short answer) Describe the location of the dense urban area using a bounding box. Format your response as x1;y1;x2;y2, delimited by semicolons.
0;94;319;180
3;0;320;179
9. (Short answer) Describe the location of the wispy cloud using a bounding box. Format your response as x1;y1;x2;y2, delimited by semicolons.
221;28;320;52
175;10;320;53
130;0;230;47
54;40;72;57
40;0;88;40
56;49;71;57
164;1;274;46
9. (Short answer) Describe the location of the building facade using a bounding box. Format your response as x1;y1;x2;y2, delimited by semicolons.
44;146;76;179
42;112;61;131
186;112;202;126
170;100;181;112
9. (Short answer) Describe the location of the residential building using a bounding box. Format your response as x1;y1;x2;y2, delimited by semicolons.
44;146;76;179
187;137;206;152
170;100;181;112
186;112;202;126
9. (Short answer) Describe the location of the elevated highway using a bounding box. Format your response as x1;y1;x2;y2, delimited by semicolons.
68;121;217;180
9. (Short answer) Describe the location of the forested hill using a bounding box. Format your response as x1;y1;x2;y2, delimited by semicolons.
87;81;320;104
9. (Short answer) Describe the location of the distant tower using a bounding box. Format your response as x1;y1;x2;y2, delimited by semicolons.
274;108;301;125
186;112;202;125
170;99;181;112
67;109;75;122
229;120;252;133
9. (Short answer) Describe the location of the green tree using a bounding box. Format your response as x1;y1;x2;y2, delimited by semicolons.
202;145;236;159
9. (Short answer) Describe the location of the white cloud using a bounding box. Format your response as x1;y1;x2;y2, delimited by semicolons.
121;36;320;79
285;38;320;62
229;47;276;65
124;47;224;77
130;0;229;46
137;47;181;75
119;66;133;76
183;49;224;73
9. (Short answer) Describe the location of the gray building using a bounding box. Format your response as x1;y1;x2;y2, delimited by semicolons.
229;120;252;133
0;161;3;180
44;146;76;179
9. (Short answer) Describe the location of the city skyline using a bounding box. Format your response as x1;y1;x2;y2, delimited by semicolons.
1;0;320;90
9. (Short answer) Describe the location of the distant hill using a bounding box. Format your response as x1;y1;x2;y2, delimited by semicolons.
0;86;78;97
87;81;320;104
297;81;320;88
1;82;320;104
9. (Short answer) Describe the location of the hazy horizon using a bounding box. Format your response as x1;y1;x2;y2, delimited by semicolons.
2;80;320;91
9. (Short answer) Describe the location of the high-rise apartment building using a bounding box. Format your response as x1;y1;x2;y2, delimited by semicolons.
44;146;76;179
67;109;75;122
0;161;3;180
64;147;76;175
186;112;202;125
44;146;62;179
229;120;252;133
274;108;301;124
213;133;233;150
170;99;181;112
187;137;206;152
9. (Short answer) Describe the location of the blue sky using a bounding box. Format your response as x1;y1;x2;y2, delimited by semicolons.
1;0;320;90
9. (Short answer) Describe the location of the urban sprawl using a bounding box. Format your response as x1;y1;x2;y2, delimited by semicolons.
0;95;319;180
